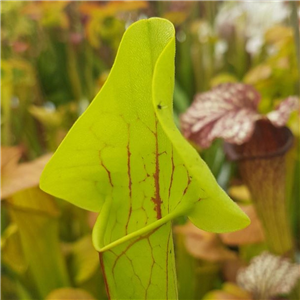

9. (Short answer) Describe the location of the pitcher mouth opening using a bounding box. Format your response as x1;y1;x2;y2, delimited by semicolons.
224;119;294;161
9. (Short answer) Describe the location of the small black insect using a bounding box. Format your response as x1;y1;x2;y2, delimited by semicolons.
157;102;167;110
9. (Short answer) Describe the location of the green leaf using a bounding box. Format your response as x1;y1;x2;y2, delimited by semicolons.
40;18;249;299
1;224;27;274
46;288;96;300
6;187;70;298
69;235;99;285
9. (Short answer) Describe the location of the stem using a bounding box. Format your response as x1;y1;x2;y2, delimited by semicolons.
239;156;293;255
67;44;82;102
225;121;295;255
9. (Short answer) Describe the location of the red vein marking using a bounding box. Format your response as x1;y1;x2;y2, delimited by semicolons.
182;170;192;197
99;252;111;300
137;116;156;136
145;238;155;299
173;169;192;211
140;192;149;225
107;250;119;286
139;156;151;183
111;227;160;277
125;124;132;234
108;249;118;256
168;147;175;213
98;150;113;186
110;219;122;243
102;163;113;186
132;205;149;226
124;252;146;289
141;207;149;226
138;173;150;184
159;151;167;156
151;119;162;219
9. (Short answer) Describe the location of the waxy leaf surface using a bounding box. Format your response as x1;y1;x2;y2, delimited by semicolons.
40;18;249;299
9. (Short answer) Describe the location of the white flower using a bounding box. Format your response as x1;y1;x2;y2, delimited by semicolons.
237;252;300;299
215;1;290;55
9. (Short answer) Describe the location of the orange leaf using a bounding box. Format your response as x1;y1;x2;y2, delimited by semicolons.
79;1;148;18
220;204;264;245
1;149;52;199
162;11;187;26
175;222;237;262
1;146;22;174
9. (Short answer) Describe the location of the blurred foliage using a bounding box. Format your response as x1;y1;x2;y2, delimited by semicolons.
1;1;299;300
